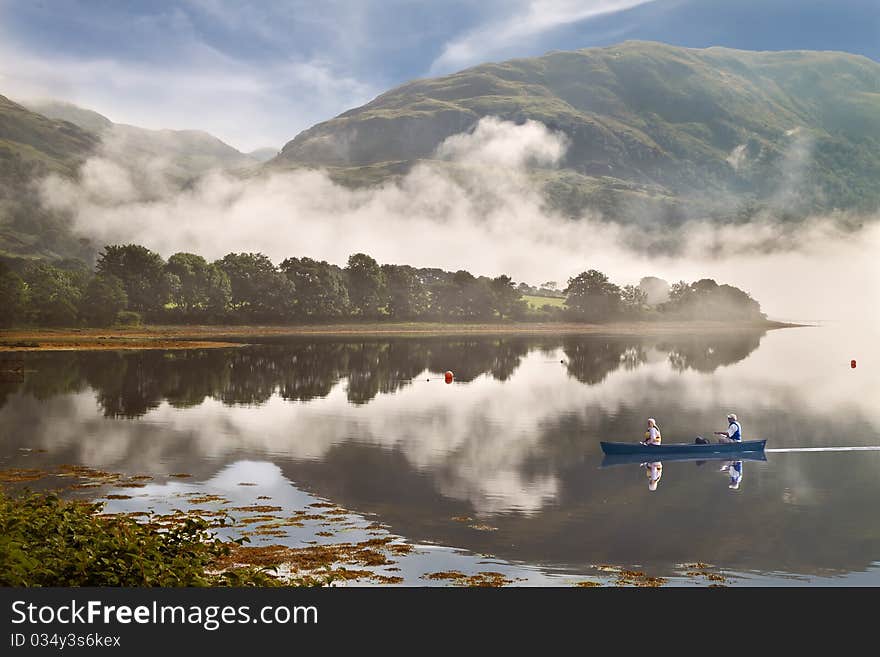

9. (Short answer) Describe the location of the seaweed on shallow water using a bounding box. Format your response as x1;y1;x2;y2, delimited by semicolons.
422;571;513;587
230;505;283;513
185;494;229;504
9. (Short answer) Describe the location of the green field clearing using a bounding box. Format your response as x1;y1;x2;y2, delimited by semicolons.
524;295;566;310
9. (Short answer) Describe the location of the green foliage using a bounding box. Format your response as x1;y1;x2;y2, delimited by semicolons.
0;489;277;587
490;275;527;320
166;252;231;317
345;253;384;318
280;256;349;319
620;284;648;316
79;274;128;326
215;252;294;321
451;270;492;320
382;264;429;320
0;262;27;326
430;270;495;320
564;270;622;321
661;278;764;319
96;245;170;314
3;242;765;327
116;310;142;326
21;261;83;326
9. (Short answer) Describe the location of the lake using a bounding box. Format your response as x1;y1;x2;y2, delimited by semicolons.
2;324;879;586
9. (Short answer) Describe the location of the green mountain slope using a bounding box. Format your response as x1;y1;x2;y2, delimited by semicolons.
25;100;261;177
0;95;97;174
274;41;880;220
0;95;98;261
21;100;113;135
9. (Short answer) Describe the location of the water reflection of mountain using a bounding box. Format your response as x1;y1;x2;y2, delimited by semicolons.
6;331;766;418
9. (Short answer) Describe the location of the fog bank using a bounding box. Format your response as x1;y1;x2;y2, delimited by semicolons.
39;117;879;321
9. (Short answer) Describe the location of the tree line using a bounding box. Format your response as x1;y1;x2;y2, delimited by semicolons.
0;244;765;327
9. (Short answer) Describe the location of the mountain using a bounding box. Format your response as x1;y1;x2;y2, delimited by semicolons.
5;42;880;264
273;41;880;222
246;147;279;162
0;96;98;174
20;101;113;135
1;99;265;263
25;100;260;177
0;95;98;261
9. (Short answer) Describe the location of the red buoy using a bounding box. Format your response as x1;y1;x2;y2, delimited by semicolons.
851;359;857;369
444;370;454;384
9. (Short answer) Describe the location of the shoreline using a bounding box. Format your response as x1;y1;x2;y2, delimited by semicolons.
0;464;708;587
0;320;802;352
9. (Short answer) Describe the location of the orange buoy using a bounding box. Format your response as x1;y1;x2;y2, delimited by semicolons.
851;359;857;369
444;370;454;384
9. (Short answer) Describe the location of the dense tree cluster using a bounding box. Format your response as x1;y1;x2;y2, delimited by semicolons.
563;270;765;322
0;245;765;327
661;278;764;320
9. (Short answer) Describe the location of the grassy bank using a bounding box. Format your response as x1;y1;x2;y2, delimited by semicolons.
0;320;800;352
0;488;279;586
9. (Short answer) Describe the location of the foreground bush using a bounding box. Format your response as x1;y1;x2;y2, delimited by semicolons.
0;489;277;586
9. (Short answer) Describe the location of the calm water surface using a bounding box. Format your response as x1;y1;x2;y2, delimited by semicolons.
3;325;879;585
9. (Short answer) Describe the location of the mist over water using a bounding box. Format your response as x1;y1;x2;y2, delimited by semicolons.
39;117;879;321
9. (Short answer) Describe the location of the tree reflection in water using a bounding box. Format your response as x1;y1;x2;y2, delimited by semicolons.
5;331;766;418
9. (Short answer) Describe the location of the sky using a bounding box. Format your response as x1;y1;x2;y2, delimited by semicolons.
1;0;878;152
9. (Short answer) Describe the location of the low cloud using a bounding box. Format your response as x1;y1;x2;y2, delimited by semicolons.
436;116;568;167
39;116;880;322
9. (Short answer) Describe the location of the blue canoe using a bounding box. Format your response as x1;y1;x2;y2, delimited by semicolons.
601;451;767;468
600;439;766;457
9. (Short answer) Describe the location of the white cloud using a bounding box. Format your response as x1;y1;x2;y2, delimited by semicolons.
0;34;374;152
436;116;568;167
429;0;652;74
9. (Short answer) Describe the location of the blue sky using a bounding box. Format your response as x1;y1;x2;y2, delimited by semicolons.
1;0;878;151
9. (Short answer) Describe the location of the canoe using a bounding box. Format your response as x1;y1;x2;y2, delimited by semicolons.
600;451;767;468
600;439;766;456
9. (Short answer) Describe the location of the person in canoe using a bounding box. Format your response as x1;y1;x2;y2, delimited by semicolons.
641;418;661;446
714;413;742;443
